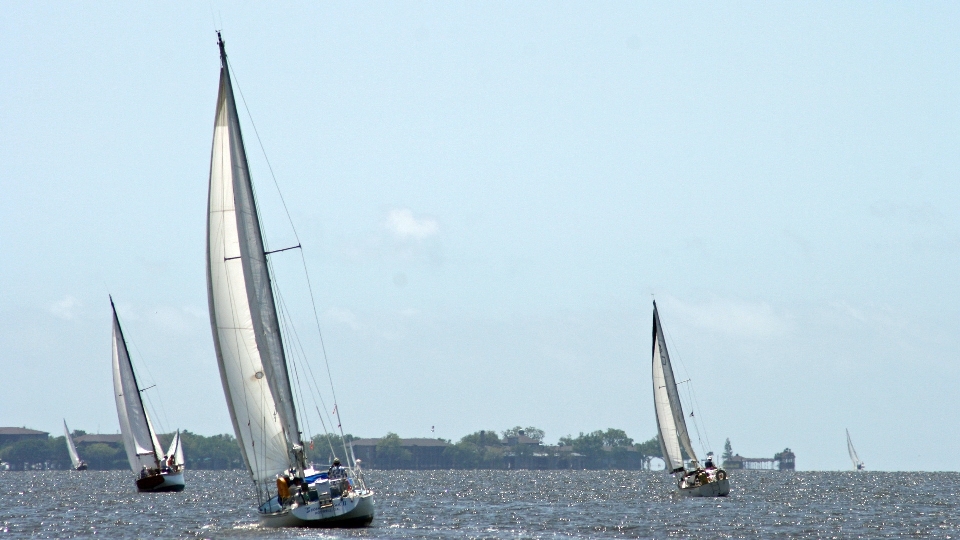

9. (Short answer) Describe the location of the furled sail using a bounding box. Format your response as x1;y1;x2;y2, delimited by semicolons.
167;430;185;468
846;429;862;470
63;420;82;469
111;298;163;472
206;34;300;491
651;301;698;472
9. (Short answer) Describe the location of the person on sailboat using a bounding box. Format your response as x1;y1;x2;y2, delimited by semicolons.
329;459;349;496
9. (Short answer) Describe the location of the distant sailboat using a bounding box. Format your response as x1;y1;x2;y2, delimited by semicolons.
846;429;864;471
205;32;374;527
651;301;730;497
110;296;185;492
166;430;185;471
63;420;87;471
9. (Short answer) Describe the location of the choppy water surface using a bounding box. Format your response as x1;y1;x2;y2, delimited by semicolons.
2;470;958;538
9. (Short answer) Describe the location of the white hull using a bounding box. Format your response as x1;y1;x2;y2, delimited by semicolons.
136;471;185;492
260;491;374;528
680;478;730;497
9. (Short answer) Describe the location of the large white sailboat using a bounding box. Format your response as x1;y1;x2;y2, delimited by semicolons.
205;32;374;528
63;420;87;471
111;297;185;492
651;301;730;497
846;429;864;471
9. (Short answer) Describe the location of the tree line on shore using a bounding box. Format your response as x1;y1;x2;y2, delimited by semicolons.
0;427;665;471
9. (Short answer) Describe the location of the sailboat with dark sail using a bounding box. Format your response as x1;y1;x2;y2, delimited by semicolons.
110;297;185;492
205;32;374;527
63;420;87;471
846;429;864;471
651;301;730;497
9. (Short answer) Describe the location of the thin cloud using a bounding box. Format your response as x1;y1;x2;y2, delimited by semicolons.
324;307;360;331
50;296;79;320
661;295;792;340
385;208;439;241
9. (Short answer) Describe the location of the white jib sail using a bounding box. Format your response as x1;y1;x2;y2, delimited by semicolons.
111;300;163;472
653;337;684;472
166;430;185;467
846;429;862;469
206;37;293;488
651;301;699;472
63;420;82;469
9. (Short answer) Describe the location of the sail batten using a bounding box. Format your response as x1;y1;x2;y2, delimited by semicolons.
206;35;297;491
651;301;699;472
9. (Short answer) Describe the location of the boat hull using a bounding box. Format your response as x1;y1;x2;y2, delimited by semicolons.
680;478;730;497
75;465;88;471
136;471;185;492
260;491;374;528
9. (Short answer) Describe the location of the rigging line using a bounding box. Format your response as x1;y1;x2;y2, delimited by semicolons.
663;325;714;454
275;290;313;446
272;281;337;465
297;247;352;463
115;308;171;441
269;263;337;439
274;284;338;445
265;241;343;459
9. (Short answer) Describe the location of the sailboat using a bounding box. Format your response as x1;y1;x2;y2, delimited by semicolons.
63;420;88;471
205;32;374;528
166;430;185;472
651;301;730;497
846;429;864;471
110;297;185;492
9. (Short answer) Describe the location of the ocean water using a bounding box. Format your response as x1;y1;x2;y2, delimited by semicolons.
1;469;958;538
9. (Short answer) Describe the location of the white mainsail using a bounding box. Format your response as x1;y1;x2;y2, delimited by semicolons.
206;35;303;496
111;298;164;472
846;429;863;470
166;430;185;468
63;420;82;470
651;301;698;472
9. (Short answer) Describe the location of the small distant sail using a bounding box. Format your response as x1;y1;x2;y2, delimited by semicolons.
166;430;185;468
846;429;864;471
63;420;82;470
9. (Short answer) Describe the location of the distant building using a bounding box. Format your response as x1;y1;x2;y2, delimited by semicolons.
774;448;795;470
74;434;124;446
0;427;48;447
723;448;796;471
350;437;451;469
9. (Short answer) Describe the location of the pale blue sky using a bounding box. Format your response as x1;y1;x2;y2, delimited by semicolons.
1;2;958;471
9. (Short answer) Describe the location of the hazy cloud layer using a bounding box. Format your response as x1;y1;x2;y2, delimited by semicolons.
385;208;439;241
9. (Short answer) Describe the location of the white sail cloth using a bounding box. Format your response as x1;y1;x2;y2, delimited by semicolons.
166;431;185;467
651;301;699;472
846;429;862;470
111;301;163;472
63;420;82;469
206;38;299;489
